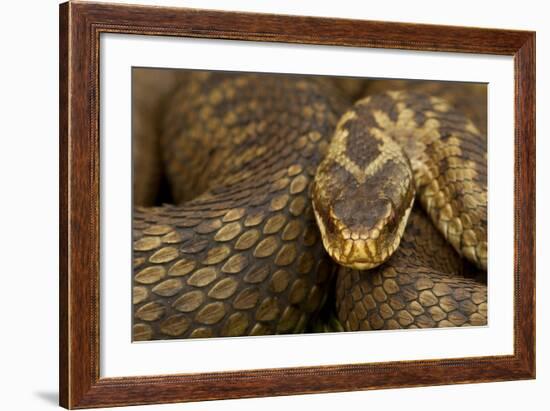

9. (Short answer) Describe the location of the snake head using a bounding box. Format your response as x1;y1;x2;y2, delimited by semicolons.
312;107;415;270
313;175;414;270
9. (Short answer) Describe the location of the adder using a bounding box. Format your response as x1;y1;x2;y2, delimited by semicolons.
132;71;487;340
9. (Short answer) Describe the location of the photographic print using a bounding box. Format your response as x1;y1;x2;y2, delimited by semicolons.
60;3;535;407
131;69;488;341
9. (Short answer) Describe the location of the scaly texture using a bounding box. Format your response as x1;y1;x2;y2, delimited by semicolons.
336;208;487;330
132;72;488;340
313;90;487;270
132;73;346;340
312;98;415;270
364;80;487;135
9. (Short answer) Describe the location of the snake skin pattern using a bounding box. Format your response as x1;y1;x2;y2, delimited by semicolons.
133;73;346;340
365;80;487;135
132;71;487;340
336;208;487;331
314;91;487;271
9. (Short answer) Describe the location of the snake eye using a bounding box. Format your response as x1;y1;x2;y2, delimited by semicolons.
326;208;338;235
384;199;398;233
386;211;397;233
326;217;336;234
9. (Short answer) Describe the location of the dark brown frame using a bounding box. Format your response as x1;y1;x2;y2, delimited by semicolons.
59;1;536;408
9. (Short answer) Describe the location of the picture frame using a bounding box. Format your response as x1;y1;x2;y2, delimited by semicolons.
59;1;535;408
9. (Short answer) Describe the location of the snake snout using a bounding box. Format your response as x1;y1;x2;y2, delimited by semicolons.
316;194;404;270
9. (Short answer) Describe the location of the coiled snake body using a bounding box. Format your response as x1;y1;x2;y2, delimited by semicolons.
132;72;487;340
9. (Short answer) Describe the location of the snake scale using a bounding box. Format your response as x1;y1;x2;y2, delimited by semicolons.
132;71;487;340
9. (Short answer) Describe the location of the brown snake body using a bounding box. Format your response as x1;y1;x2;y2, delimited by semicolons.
132;72;487;340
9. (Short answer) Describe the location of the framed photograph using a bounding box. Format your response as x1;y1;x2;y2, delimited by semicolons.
59;1;535;408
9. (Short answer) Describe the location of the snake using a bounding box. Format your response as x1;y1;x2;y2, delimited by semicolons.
131;71;487;340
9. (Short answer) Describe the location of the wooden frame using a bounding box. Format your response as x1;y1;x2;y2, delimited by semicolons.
59;1;535;408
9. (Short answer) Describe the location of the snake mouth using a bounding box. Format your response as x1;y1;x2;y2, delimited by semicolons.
325;237;402;270
313;194;414;271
